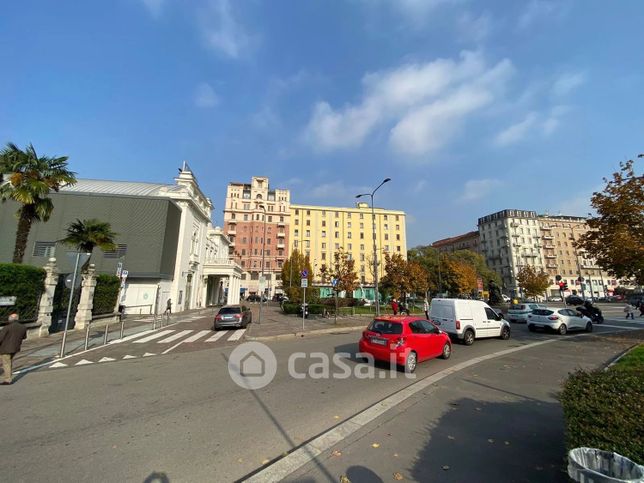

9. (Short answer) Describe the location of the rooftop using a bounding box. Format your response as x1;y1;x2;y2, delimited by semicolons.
60;179;183;197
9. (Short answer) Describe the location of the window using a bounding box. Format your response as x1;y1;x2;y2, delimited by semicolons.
33;241;56;258
306;220;310;226
294;230;299;237
322;230;326;238
484;308;498;320
360;223;364;229
396;234;400;241
348;232;352;239
305;240;310;248
322;253;326;260
360;213;364;219
294;240;299;248
384;223;388;230
280;216;284;222
295;209;299;215
396;225;400;230
322;242;326;249
396;246;401;252
335;243;340;250
335;221;340;228
254;249;258;255
306;230;310;237
360;254;365;261
307;210;310;215
322;220;326;227
267;239;271;245
384;215;388;220
268;216;272;222
103;244;127;259
348;243;352;250
360;233;364;239
241;249;246;255
360;244;365;251
295;219;299;225
335;212;339;218
266;249;270;256
347;222;352;228
243;214;248;221
384;234;389;241
395;215;399;221
335;231;340;238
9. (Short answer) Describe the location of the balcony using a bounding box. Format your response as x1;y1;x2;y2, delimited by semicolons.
523;253;538;257
227;229;236;235
546;255;556;259
541;225;552;230
542;235;554;240
277;232;286;238
545;245;555;249
547;264;557;269
228;219;237;224
277;242;285;249
277;221;285;227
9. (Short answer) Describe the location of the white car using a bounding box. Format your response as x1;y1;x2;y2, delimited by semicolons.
527;307;593;335
502;294;511;303
507;303;545;323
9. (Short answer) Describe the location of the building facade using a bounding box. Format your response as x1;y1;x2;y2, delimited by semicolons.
289;202;407;288
222;177;291;298
432;231;480;253
0;164;242;314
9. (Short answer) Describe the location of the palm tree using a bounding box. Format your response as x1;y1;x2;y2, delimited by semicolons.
0;143;76;263
61;219;118;270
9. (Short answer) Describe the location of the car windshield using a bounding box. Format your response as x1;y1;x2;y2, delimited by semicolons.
368;320;403;335
532;309;554;316
219;307;241;314
510;304;526;310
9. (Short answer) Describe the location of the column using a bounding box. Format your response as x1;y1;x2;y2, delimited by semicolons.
228;275;234;304
74;264;97;330
36;257;59;337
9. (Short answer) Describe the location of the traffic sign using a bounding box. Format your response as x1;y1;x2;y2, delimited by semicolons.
121;270;129;279
301;270;308;278
555;274;562;281
0;296;16;306
331;278;338;287
116;262;123;277
301;278;308;288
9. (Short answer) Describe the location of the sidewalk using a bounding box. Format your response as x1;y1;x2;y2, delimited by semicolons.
9;307;216;373
286;330;643;482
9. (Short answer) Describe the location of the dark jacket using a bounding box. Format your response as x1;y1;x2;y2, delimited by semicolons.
0;321;27;354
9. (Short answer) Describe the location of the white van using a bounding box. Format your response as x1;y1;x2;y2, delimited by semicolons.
429;298;511;345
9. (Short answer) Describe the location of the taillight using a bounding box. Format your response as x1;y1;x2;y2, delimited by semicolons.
391;337;406;349
548;316;559;320
215;315;222;320
362;331;368;339
456;320;461;330
234;314;242;319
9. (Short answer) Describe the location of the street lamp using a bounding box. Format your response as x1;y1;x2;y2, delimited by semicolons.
356;177;391;316
256;203;267;324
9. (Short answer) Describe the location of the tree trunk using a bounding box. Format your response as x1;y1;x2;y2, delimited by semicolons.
13;206;34;263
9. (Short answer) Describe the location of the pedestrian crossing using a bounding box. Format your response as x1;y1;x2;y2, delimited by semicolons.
128;328;246;345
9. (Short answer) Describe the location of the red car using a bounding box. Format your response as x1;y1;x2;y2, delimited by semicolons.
358;316;452;373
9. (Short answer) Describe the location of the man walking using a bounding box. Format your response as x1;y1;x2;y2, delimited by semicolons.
423;298;430;320
0;313;27;385
165;299;172;315
391;298;399;315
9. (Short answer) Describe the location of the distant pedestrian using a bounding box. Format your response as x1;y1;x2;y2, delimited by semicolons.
391;299;399;315
399;300;409;316
165;299;172;315
638;301;644;317
0;313;27;385
423;298;430;319
624;304;635;320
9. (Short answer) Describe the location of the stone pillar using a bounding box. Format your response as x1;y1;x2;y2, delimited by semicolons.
74;264;97;330
36;257;59;337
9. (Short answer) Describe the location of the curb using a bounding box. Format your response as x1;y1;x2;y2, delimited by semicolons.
245;325;365;342
604;342;643;371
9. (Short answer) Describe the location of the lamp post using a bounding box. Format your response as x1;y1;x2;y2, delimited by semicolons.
356;177;391;316
257;203;267;324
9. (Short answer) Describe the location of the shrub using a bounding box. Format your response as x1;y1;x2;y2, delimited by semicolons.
560;367;643;463
282;303;300;315
0;263;46;322
92;274;120;315
281;302;327;316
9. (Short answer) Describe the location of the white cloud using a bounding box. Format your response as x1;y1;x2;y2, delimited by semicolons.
305;51;515;160
413;179;427;193
194;83;219;108
552;71;586;97
251;106;281;130
457;12;491;43
140;0;164;17
460;178;502;202
198;0;250;58
309;181;369;200
542;105;570;136
517;0;560;29
494;112;538;146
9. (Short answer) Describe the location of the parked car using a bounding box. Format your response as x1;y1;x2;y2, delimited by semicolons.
507;303;545;323
358;316;451;372
213;305;252;330
429;298;511;346
501;294;511;303
565;295;585;306
547;296;562;302
527;307;592;335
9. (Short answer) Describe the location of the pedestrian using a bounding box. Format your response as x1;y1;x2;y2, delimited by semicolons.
0;313;27;385
638;301;644;317
391;298;399;315
399;300;408;315
423;298;430;320
165;299;172;315
624;303;635;320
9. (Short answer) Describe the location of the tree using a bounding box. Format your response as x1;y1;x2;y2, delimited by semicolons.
575;158;644;284
61;219;118;271
442;258;478;296
280;249;313;303
516;265;550;299
449;249;501;287
0;143;76;263
381;253;429;301
318;249;358;294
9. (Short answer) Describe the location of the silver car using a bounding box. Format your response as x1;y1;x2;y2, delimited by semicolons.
507;303;545;323
527;307;592;335
214;305;252;330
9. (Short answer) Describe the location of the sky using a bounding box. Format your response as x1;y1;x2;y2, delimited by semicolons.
1;0;643;247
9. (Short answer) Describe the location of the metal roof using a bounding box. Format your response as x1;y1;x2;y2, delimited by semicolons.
60;179;182;197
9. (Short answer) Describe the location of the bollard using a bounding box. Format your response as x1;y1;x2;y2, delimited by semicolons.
119;314;124;339
103;319;110;345
84;322;91;351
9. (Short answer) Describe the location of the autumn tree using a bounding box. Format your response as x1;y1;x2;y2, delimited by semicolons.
318;249;359;294
280;249;313;303
441;258;478;296
381;253;429;301
575;157;644;284
516;265;550;299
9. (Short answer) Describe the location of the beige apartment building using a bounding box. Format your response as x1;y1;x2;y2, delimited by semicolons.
432;231;480;253
289;203;407;293
222;177;291;298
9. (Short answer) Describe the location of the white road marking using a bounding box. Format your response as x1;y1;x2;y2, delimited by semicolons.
143;352;156;357
134;330;175;343
98;357;116;363
75;359;94;366
108;329;155;344
227;329;246;341
49;362;68;368
182;330;211;343
599;324;641;330
157;330;193;343
122;355;137;360
206;331;229;342
161;341;184;355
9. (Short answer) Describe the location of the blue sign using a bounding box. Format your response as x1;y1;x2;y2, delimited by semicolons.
331;278;338;287
301;270;308;278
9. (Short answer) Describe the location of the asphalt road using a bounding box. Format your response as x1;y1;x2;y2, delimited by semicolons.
1;314;641;482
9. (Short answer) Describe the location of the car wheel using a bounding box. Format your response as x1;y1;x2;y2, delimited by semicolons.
500;326;511;340
441;343;451;360
558;324;567;335
463;329;475;346
585;322;593;332
404;351;418;373
528;324;536;332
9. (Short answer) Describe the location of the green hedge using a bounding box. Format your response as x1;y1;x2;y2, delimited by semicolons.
92;275;120;315
560;366;643;463
0;263;46;322
282;303;327;315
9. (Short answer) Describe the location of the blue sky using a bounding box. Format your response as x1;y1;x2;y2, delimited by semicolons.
1;0;643;246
